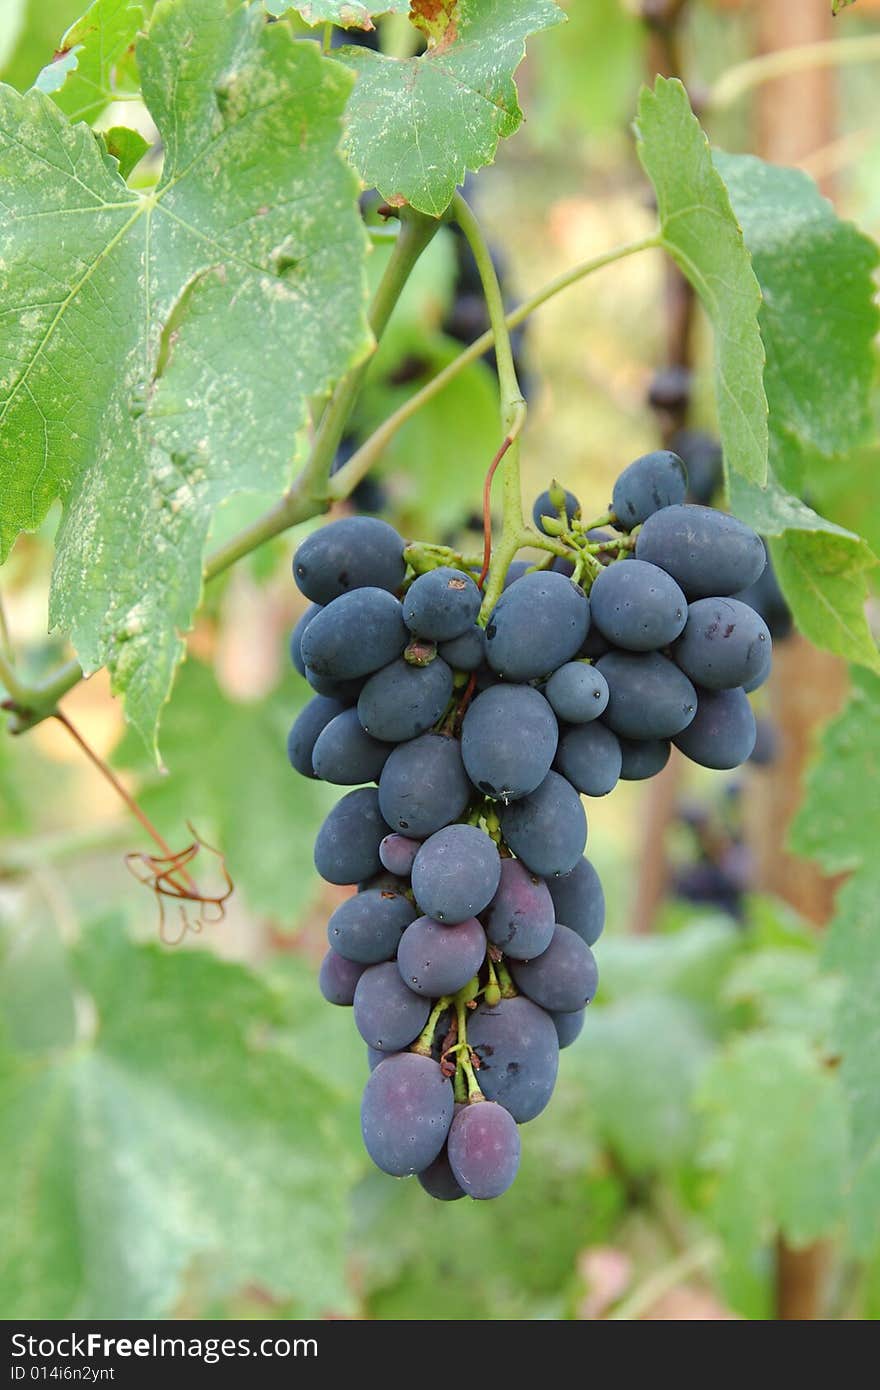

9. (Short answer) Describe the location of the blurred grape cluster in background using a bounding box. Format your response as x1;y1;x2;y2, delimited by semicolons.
2;0;880;1321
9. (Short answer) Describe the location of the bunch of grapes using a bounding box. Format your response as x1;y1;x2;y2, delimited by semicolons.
286;449;772;1201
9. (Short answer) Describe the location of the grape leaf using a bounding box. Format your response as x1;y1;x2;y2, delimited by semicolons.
0;917;363;1318
789;672;880;1245
770;531;879;671
635;77;768;486
0;0;371;752
567;995;716;1172
716;153;880;670
336;0;566;217
789;669;880;874
102;123;149;178
697;1034;848;1256
265;1;409;25
356;336;502;535
715;153;879;468
823;867;880;1252
34;0;143;124
114;659;336;921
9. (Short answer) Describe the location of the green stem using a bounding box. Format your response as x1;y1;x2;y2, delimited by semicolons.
412;994;452;1057
497;960;517;1000
709;34;880;110
4;210;439;735
450;193;528;622
210;207;439;582
0;648;30;708
329;233;659;504
321;22;333;53
6;231;655;737
451;192;525;440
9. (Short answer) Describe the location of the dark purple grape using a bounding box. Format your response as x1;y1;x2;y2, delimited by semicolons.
318;950;367;1006
379;833;421;877
467;996;559;1122
360;1052;454;1176
499;771;586;878
550;1007;585;1048
353;962;431;1051
635;504;766;598
418;1146;465;1201
618;737;670;780
311;707;391;784
447;1100;520;1199
736;543;792;639
532;487;580;533
672;597;771;691
484;857;555;960
461;684;558;802
589;559;687;652
357;656;453;743
403;566;481;642
358;869;409;894
546;857;605;946
411;825;501;924
314;787;389;885
509;924;598;1013
438;624;487;671
485;571;590;682
742;637;772;693
502;559;530;589
597;650;696;740
293;516;405;604
327;887;417;964
367;1046;389;1070
397;915;487;996
378;732;470;837
579;626;610;659
611;450;687;527
304;665;365;701
673;686;756;769
543;661;609;723
286;695;346;779
555;722;621;797
290;603;322;676
300;588;408;680
749;717;778;767
670;429;723;506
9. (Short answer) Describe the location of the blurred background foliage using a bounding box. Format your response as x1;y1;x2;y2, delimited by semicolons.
2;0;880;1320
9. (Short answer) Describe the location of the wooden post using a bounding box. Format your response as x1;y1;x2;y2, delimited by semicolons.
748;0;843;1320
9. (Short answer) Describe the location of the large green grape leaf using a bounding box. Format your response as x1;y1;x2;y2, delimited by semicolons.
336;0;566;217
265;1;409;25
635;77;768;485
566;995;717;1173
34;0;143;124
114;659;336;922
715;153;879;469
697;1034;848;1258
715;153;880;670
728;472;879;670
0;0;371;753
789;669;880;874
0;918;363;1319
823;868;880;1251
789;672;880;1245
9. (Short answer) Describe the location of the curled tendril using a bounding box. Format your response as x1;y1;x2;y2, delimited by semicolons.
125;823;233;946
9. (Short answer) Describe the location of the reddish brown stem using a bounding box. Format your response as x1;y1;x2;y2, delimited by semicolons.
52;711;198;897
